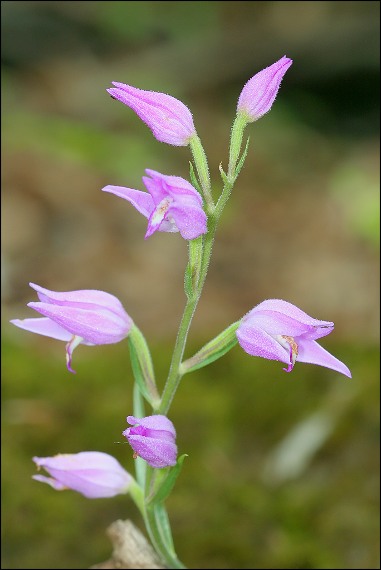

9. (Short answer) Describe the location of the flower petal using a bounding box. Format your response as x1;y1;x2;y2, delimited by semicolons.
297;339;352;378
236;323;290;364
127;414;176;435
10;317;74;342
244;299;334;340
32;474;67;490
143;170;203;204
102;186;154;218
125;435;177;469
169;197;207;240
27;302;131;345
29;283;129;317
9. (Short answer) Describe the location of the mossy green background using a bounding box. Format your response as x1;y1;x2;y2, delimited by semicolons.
2;2;379;568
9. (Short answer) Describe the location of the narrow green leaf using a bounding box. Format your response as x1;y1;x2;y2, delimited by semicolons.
234;136;250;179
154;503;175;553
129;340;154;405
189;161;202;194
128;326;160;407
219;162;229;184
147;454;188;506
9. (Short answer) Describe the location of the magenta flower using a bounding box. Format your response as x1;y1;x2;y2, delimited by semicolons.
107;82;196;146
236;299;351;377
237;56;293;122
123;415;178;469
10;283;133;373
32;452;132;498
102;169;207;241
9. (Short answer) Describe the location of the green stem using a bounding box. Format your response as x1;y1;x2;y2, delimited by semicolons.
215;177;234;222
128;477;145;516
157;294;199;415
158;212;218;416
132;382;147;489
143;126;245;565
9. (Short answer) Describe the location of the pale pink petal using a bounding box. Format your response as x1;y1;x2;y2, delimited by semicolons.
27;302;131;345
297;339;352;378
127;415;176;435
10;317;73;342
236;323;290;364
32;474;67;490
102;186;154;218
29;283;129;317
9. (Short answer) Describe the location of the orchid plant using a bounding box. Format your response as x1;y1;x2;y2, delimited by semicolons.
11;55;351;569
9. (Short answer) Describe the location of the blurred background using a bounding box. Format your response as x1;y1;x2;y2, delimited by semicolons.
1;1;379;568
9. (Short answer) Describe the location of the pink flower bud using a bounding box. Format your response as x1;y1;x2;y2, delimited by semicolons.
10;283;132;373
107;82;196;146
32;452;132;498
237;56;293;122
123;415;178;469
236;299;351;377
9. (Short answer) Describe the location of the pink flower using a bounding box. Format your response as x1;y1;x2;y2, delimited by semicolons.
123;415;177;469
236;299;351;377
102;169;207;240
32;452;132;498
10;283;132;373
237;56;293;121
107;82;196;146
